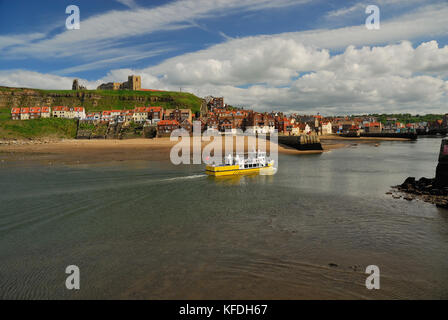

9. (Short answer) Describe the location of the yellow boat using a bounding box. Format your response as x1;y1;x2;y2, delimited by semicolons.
205;151;275;176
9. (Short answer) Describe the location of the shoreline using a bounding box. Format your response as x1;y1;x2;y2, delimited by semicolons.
0;136;404;165
318;135;412;141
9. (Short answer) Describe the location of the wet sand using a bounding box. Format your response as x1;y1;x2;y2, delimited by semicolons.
0;137;347;165
0;136;402;165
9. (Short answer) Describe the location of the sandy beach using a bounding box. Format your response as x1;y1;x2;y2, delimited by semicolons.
0;135;405;165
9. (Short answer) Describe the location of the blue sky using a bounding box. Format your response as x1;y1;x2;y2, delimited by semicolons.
0;0;447;114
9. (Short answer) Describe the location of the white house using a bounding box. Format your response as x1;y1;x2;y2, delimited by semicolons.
52;106;69;118
72;107;86;119
245;125;275;135
321;121;332;135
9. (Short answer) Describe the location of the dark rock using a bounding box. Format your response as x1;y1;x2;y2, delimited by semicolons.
417;177;433;186
328;263;338;268
435;139;448;187
401;177;416;188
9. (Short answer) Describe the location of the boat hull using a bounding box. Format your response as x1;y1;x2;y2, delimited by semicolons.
205;163;273;176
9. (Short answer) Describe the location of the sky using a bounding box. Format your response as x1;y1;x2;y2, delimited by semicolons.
0;0;447;115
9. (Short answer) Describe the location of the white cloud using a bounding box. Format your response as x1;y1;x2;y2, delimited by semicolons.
139;39;448;114
0;70;95;90
326;0;436;19
0;33;46;51
116;0;139;9
55;48;171;74
327;3;365;18
3;38;446;115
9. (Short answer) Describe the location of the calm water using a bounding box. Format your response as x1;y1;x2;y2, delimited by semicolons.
1;137;447;299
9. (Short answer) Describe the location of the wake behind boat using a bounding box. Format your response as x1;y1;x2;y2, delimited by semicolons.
205;150;275;176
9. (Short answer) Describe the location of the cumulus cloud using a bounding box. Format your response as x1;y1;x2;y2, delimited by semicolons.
147;38;331;87
2;39;447;115
0;70;94;90
143;39;448;114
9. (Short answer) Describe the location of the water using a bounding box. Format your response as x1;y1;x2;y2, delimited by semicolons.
1;138;447;299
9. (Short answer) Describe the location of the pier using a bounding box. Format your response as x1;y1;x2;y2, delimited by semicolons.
278;134;323;151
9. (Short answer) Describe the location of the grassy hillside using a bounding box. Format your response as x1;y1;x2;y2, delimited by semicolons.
0;86;203;139
0;109;77;140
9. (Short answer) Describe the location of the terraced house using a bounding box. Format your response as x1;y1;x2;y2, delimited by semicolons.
148;106;164;124
165;108;192;123
11;108;21;120
157;119;180;137
20;108;30;120
133;107;150;123
10;107;51;120
52;106;68;118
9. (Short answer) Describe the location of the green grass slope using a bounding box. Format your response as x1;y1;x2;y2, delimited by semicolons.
0;87;203;139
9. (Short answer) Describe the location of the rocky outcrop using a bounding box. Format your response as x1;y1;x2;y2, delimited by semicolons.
392;177;448;208
435;139;448;187
391;139;448;209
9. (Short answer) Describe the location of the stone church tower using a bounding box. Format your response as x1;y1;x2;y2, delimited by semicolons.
127;75;141;90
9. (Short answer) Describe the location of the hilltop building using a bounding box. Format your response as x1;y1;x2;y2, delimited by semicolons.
204;96;224;112
97;75;141;91
72;79;86;90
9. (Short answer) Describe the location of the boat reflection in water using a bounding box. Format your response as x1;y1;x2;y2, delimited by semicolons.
207;172;276;186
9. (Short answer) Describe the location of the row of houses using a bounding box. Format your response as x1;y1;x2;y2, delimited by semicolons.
10;102;448;137
85;107;168;124
11;107;85;120
11;107;52;120
10;106;193;125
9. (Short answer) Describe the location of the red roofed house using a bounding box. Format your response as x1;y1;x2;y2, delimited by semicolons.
102;110;112;121
157;119;180;137
20;108;30;120
72;107;86;119
245;112;275;134
118;110;134;123
133;107;150;123
11;108;21;120
164;108;192;123
275;117;292;135
364;122;382;133
41;107;51;118
148;106;164;124
206;113;219;131
29;107;42;119
109;110;122;118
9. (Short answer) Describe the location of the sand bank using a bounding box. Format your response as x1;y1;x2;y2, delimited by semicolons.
0;137;358;165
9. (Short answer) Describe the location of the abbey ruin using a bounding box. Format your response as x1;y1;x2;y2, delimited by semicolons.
96;75;142;91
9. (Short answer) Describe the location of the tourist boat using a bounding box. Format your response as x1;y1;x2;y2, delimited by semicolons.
205;150;275;176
